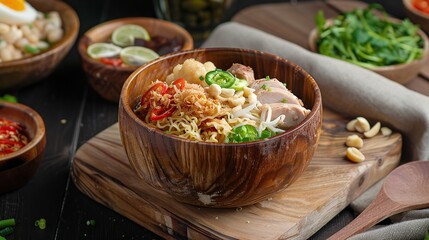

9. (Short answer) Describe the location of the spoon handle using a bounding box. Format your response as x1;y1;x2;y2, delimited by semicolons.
327;190;401;240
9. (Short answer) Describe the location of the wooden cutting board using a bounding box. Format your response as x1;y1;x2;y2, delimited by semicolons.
72;112;401;240
72;1;404;239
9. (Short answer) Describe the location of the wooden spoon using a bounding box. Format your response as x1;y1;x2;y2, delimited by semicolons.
328;161;429;240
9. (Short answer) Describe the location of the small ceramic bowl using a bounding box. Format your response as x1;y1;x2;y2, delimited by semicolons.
308;18;429;85
78;17;194;103
403;0;429;35
119;48;323;208
0;0;79;90
0;101;46;193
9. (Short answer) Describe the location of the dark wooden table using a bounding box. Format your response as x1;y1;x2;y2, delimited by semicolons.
0;0;425;239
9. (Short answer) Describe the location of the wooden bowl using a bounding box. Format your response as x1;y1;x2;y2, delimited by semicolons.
118;48;323;208
78;17;194;103
0;0;79;90
308;19;429;85
403;0;429;35
0;102;46;193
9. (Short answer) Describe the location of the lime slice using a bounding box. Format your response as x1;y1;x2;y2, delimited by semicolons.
120;46;159;66
111;24;150;47
87;42;122;59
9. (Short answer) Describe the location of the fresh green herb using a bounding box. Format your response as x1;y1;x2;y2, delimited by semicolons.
24;44;40;54
0;226;14;236
0;219;15;229
267;87;272;92
86;219;96;226
315;4;424;68
34;218;46;230
226;125;277;143
199;75;204;81
281;98;287;103
261;84;267;90
0;94;17;102
265;75;270;80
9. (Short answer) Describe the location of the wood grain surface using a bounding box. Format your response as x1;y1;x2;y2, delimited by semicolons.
72;117;401;239
70;1;413;239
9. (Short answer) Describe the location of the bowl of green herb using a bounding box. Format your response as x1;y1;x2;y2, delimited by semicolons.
308;4;429;85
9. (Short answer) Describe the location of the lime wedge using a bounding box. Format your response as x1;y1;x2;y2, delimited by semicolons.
87;42;122;59
120;46;159;66
111;24;150;47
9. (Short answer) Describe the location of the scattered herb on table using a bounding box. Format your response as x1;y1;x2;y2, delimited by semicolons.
315;4;425;69
0;218;16;239
86;219;96;226
0;94;17;103
34;218;46;230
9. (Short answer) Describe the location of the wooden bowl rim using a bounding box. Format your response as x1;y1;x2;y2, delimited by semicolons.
78;17;194;72
0;102;46;164
308;15;429;72
0;0;79;69
403;0;429;19
120;47;322;146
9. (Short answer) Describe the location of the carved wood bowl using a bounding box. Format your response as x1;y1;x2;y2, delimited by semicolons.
0;102;46;194
78;17;194;103
403;0;429;35
0;0;79;90
308;18;429;85
119;48;323;208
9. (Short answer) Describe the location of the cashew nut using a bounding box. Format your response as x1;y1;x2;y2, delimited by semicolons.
364;122;381;138
346;134;364;148
346;147;366;163
355;117;370;133
381;127;392;136
346;119;357;131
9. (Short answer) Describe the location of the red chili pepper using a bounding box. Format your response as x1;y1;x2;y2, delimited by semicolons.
165;78;186;95
100;57;123;66
412;0;429;14
0;125;17;131
150;106;176;121
140;82;168;108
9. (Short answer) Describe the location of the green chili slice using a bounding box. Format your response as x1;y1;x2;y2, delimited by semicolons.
230;78;248;91
205;69;236;88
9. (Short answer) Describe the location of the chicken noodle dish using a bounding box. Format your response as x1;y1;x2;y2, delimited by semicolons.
133;58;311;143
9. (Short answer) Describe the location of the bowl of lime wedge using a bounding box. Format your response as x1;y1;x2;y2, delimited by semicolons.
78;17;193;102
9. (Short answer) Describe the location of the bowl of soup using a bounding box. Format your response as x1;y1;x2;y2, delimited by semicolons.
118;48;322;208
78;17;193;102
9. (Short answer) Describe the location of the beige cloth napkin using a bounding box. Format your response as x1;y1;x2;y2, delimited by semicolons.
202;22;429;239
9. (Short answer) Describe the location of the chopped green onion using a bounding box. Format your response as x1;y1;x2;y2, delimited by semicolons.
265;75;270;80
199;75;204;81
34;218;46;230
261;84;267;90
281;98;287;103
24;44;40;54
0;94;17;102
86;219;96;226
0;219;15;229
0;226;14;236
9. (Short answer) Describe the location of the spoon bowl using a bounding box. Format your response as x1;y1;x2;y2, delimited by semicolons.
328;161;429;240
